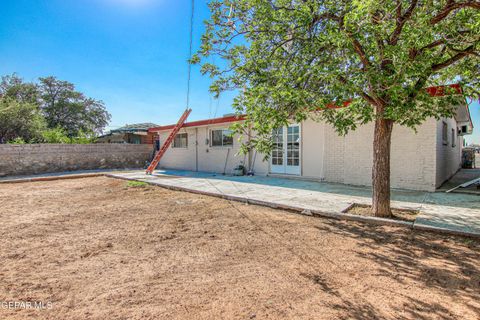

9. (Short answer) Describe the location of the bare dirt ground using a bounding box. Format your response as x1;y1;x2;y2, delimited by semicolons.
0;177;479;320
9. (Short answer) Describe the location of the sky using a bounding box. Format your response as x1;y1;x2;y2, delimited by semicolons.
0;0;478;144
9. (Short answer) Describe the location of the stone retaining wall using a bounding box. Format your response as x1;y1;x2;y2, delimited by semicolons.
0;144;154;176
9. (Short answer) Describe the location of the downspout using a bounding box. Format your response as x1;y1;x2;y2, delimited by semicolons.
321;124;326;180
248;123;252;172
195;128;199;172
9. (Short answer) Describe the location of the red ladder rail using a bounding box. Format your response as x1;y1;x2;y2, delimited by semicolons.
146;108;192;174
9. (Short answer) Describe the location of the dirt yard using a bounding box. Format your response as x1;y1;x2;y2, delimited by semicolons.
0;177;479;320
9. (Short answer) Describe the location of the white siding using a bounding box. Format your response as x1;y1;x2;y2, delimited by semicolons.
435;117;462;188
155;116;459;192
158;124;249;175
157;128;197;171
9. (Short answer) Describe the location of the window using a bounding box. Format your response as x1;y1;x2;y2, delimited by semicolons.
442;122;448;145
271;127;283;165
211;129;233;147
451;128;456;147
173;133;188;148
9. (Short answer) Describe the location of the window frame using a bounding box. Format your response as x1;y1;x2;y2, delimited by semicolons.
451;128;456;147
442;121;448;146
210;129;233;147
172;132;188;148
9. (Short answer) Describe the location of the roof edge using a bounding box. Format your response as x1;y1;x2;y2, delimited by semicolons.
149;84;468;132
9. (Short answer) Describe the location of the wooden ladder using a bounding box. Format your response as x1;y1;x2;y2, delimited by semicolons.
146;108;192;174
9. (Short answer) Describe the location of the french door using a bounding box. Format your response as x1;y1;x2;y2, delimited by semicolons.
271;124;301;175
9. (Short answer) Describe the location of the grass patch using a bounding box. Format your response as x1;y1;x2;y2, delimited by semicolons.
125;180;149;188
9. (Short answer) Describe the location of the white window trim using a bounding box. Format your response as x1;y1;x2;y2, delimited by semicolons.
451;128;456;148
442;121;448;146
210;129;234;148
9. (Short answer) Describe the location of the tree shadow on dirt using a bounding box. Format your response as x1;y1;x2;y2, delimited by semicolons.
311;220;480;319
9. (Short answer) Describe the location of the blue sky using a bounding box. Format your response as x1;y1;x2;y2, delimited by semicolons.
0;0;236;130
0;0;478;144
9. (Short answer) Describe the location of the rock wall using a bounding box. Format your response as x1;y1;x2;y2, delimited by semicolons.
0;144;154;176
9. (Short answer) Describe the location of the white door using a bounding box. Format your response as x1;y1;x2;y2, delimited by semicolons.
271;124;301;175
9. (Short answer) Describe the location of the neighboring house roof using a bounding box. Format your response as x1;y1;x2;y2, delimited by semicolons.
149;84;472;132
111;123;159;133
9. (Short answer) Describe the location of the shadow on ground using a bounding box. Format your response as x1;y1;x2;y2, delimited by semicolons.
152;169;480;210
312;220;480;319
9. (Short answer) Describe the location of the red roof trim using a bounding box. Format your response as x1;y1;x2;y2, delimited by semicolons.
149;85;466;132
149;114;247;132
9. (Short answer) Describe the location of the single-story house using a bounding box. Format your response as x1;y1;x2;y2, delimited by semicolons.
97;123;158;145
148;89;473;192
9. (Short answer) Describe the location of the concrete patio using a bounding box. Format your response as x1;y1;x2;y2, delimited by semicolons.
108;169;480;237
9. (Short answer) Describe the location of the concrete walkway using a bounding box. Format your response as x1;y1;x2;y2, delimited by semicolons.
108;170;480;237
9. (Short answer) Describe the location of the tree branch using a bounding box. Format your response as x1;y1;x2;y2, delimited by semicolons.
431;1;480;25
389;0;419;45
347;35;371;69
338;76;378;107
409;39;446;59
431;44;476;71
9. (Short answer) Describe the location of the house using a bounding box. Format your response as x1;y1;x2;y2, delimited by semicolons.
148;92;473;192
97;123;158;145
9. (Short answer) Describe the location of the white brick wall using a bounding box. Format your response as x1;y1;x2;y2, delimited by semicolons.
435;117;462;187
155;116;455;191
303;118;438;191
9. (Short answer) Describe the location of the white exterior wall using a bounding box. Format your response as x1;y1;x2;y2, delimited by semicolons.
319;118;438;191
158;124;253;175
155;117;450;191
157;128;197;171
435;117;462;188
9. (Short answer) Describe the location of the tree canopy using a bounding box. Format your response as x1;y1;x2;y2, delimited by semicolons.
0;97;46;144
196;0;479;216
196;0;479;151
0;74;111;143
38;76;111;137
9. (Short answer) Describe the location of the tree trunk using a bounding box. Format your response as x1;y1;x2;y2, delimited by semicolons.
372;114;394;217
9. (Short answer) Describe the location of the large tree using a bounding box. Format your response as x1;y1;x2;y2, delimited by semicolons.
195;0;479;217
0;73;39;105
0;97;46;143
38;77;111;137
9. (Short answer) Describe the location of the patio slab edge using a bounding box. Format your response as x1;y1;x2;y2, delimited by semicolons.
107;174;426;232
0;173;106;184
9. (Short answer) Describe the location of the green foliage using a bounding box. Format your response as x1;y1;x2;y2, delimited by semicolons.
8;137;27;144
197;0;479;156
38;76;111;137
0;74;111;143
41;127;97;144
41;127;72;143
125;180;149;188
71;130;97;144
0;96;46;143
0;73;39;105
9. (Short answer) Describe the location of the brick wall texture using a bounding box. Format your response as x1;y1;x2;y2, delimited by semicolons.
0;144;154;176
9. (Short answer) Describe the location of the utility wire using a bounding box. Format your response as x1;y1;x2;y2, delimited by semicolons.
185;0;195;110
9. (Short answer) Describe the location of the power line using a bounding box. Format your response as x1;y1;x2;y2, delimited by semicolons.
185;0;195;110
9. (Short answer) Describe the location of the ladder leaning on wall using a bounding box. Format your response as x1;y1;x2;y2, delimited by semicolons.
145;108;192;175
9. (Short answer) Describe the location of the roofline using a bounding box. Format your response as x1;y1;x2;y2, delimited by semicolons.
110;128;151;133
149;114;247;132
149;84;469;132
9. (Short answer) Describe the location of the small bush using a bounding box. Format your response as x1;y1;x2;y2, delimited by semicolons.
8;137;27;144
41;127;71;143
41;127;97;144
125;181;149;188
